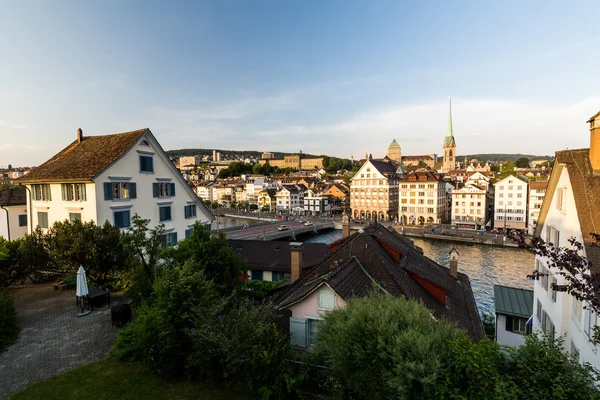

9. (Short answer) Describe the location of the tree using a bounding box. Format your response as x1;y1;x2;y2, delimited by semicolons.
490;164;500;173
499;161;516;179
162;222;245;294
515;157;530;168
418;160;428;167
7;164;12;171
249;204;259;211
261;205;270;212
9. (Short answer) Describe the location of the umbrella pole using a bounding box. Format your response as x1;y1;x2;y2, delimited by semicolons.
77;296;90;317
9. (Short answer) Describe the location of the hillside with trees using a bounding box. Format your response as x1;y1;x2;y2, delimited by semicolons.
459;154;554;162
165;148;319;160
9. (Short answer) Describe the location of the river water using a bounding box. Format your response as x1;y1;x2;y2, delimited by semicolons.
301;230;534;314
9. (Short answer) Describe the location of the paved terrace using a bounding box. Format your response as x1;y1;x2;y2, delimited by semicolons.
0;284;125;399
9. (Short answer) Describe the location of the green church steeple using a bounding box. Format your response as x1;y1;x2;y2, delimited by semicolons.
444;98;456;147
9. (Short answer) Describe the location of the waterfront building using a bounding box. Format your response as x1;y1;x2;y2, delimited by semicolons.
493;175;528;231
350;159;400;221
257;189;277;211
303;187;332;216
442;99;457;173
323;182;350;213
0;186;27;240
451;183;488;229
258;150;324;171
532;111;600;367
399;171;450;225
19;128;213;242
493;285;533;347
465;171;491;188
276;184;304;214
386;139;402;163
527;181;548;235
273;223;483;348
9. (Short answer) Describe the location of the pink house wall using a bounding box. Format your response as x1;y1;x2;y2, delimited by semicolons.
288;284;347;318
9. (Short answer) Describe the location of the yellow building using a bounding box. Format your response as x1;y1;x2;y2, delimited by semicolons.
258;151;324;170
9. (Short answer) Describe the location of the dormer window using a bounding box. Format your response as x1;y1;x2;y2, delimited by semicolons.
140;139;150;146
140;155;154;173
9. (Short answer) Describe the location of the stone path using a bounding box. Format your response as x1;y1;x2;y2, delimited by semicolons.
0;284;126;399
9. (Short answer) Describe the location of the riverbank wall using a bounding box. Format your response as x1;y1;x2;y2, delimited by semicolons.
395;228;520;248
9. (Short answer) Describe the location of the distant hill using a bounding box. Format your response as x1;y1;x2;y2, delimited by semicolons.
165;148;320;160
458;154;554;163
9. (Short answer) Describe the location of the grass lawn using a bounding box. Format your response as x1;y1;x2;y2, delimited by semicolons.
9;357;253;400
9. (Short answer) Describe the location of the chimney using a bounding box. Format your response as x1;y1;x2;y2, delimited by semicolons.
588;112;600;175
342;212;350;238
449;247;459;279
290;242;303;283
77;128;83;143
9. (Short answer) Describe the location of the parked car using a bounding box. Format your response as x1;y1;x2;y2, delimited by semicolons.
278;225;289;231
304;221;314;226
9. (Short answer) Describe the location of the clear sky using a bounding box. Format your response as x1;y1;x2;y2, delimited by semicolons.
2;1;600;166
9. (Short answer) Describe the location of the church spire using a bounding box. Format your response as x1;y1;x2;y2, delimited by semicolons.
447;98;453;138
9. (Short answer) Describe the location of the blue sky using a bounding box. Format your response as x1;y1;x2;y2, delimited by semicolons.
1;1;600;166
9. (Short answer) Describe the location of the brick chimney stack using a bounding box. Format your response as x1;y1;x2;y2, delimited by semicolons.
290;242;303;283
77;128;83;143
449;247;459;279
587;111;600;175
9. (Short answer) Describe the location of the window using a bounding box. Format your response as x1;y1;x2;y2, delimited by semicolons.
308;318;320;346
69;213;81;223
139;155;154;172
32;184;51;201
159;205;172;222
251;270;263;281
318;288;337;310
272;271;285;282
536;300;542;322
571;341;580;361
61;183;86;201
18;215;27;227
183;204;197;219
153;182;176;198
162;232;178;246
507;316;527;334
114;210;131;228
37;211;49;229
584;306;596;338
185;228;193;239
556;187;566;212
551;276;557;302
104;182;137;200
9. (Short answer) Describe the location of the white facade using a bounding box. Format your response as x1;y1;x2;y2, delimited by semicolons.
25;131;213;243
451;184;487;228
496;314;528;347
533;167;600;367
527;183;547;235
493;175;528;231
398;174;449;225
0;204;28;240
304;188;331;216
276;185;304;214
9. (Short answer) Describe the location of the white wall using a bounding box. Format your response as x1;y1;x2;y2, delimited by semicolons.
95;132;212;240
288;284;347;318
496;314;526;347
27;183;98;233
0;204;28;240
493;175;528;230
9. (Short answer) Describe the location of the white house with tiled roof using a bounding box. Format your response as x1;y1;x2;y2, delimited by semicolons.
493;175;528;231
532;111;600;368
19;128;213;244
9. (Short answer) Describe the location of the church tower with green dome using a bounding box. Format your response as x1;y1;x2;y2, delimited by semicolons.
443;99;457;172
387;138;402;163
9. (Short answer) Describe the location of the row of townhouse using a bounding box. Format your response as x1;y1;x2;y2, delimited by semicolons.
258;185;339;216
2;128;214;243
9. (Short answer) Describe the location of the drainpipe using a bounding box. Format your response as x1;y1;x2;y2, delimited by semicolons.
0;204;9;241
19;183;33;235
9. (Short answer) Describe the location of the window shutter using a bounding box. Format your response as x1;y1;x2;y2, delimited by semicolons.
173;232;178;243
61;184;67;201
153;183;159;198
170;183;176;196
584;308;591;335
129;183;137;199
184;205;190;218
124;210;130;227
551;277;557;302
104;183;113;200
505;316;513;331
290;317;308;348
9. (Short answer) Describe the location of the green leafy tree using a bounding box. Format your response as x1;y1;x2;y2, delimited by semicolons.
18;228;55;283
261;205;271;212
249;204;259;211
0;289;19;352
162;222;244;294
499;161;516;179
315;293;461;399
514;157;530;168
490;164;500;173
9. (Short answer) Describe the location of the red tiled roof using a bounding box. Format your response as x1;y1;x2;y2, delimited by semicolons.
19;128;148;182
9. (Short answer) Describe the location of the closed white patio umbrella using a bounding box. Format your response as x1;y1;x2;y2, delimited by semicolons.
76;266;90;317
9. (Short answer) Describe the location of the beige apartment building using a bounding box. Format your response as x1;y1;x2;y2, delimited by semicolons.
451;183;488;229
399;172;449;225
350;159;400;221
258;151;324;170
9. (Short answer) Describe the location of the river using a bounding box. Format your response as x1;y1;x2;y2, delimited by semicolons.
301;230;534;314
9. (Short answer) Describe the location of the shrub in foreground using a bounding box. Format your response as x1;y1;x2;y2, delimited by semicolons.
0;289;19;352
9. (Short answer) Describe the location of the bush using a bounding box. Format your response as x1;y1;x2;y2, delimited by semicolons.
314;293;462;400
0;289;19;352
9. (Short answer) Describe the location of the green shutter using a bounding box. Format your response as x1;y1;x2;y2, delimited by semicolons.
290;317;308;348
153;183;159;198
173;232;178;243
129;183;137;199
169;183;175;196
184;205;189;218
104;183;113;200
505;316;513;331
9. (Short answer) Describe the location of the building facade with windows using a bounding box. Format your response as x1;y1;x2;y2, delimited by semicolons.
451;183;488;229
527;180;548;235
19;128;213;243
399;172;450;225
532;111;600;368
0;186;28;240
350;159;400;221
493;175;528;231
275;185;304;214
493;285;533;347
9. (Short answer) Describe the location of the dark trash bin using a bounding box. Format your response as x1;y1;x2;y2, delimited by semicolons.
111;303;132;327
